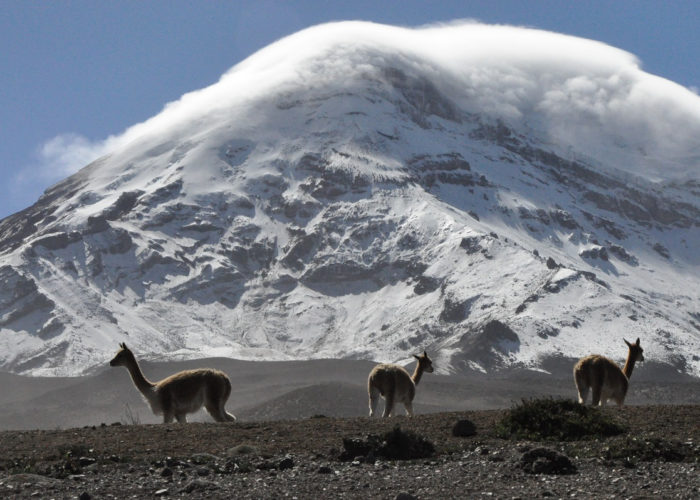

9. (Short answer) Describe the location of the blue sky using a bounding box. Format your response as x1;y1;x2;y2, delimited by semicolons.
1;0;698;219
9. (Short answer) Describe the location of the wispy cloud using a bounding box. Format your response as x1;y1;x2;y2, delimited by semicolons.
37;134;108;179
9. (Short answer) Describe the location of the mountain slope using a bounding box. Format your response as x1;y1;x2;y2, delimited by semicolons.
0;21;698;376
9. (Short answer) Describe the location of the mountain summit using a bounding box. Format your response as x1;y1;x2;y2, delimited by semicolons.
1;21;698;376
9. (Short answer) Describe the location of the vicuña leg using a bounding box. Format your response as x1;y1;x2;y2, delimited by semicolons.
368;387;380;417
383;390;395;418
576;383;589;404
591;384;602;406
404;401;414;417
206;402;236;422
176;414;188;423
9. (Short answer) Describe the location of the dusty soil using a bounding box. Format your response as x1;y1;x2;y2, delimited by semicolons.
0;405;698;499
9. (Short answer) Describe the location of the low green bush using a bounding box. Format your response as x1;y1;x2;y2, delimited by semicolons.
341;425;435;461
495;398;627;441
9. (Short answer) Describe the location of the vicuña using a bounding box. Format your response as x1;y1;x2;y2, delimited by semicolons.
368;350;434;417
109;343;237;423
573;337;644;407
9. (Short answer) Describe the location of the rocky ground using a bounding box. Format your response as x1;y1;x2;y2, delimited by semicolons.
0;404;698;499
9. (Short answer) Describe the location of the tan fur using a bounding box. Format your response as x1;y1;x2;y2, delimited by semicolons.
573;338;644;407
367;351;434;417
110;343;236;423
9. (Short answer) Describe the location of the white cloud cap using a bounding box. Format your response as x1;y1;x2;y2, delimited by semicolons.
33;21;700;184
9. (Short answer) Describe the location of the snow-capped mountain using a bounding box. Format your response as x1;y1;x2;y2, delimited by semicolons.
1;21;698;376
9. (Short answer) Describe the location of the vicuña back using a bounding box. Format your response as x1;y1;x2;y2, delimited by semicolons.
367;351;433;417
573;338;643;407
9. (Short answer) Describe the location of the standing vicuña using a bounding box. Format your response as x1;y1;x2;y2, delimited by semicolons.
109;343;237;423
368;351;434;417
573;338;644;407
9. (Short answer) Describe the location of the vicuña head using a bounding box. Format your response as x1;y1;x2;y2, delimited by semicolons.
573;337;644;407
367;350;434;418
110;342;237;423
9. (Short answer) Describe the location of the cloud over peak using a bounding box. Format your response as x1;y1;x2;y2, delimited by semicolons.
33;20;700;185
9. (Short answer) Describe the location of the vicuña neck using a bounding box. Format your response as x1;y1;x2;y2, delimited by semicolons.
622;354;637;379
412;364;425;386
125;359;155;395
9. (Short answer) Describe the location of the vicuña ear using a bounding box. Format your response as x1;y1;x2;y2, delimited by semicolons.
413;354;420;360
635;337;640;345
624;338;631;347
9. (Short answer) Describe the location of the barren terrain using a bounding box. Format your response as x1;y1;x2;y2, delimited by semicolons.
0;405;698;499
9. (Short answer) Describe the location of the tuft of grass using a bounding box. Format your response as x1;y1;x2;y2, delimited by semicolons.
56;444;89;458
378;425;436;460
228;444;258;457
121;403;141;426
341;425;435;461
604;437;697;464
495;398;627;441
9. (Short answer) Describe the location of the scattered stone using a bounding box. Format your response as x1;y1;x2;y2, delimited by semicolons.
341;437;374;461
603;436;692;462
395;493;418;500
180;479;219;494
0;404;695;497
227;457;253;473
160;467;173;478
191;452;220;464
520;447;577;475
255;460;277;471
227;444;258;457
278;456;294;471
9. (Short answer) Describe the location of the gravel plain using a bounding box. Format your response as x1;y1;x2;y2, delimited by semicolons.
1;405;698;499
